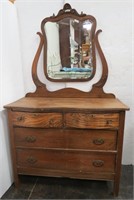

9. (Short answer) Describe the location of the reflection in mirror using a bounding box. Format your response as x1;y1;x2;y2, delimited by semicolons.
44;18;93;80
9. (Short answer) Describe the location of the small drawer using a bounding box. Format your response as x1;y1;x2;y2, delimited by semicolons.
14;128;117;150
65;113;119;129
16;149;116;173
12;112;63;128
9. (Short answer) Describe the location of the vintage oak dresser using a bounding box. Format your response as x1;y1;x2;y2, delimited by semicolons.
4;3;129;196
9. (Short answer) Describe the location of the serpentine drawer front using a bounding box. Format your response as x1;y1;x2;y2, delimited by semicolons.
12;112;119;129
16;149;116;173
12;112;63;128
14;128;117;150
65;113;119;129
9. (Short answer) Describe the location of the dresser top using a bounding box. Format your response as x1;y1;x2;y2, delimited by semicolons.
4;97;129;112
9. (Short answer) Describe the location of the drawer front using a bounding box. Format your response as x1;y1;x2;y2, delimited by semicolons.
15;128;117;150
65;113;119;129
16;149;116;173
12;112;62;128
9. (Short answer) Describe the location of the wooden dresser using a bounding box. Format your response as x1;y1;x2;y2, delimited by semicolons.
4;3;129;197
5;97;129;196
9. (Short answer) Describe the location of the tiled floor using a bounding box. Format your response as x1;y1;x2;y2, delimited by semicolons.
2;165;133;199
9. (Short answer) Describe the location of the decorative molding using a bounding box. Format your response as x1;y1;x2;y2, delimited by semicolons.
31;32;45;87
57;3;86;17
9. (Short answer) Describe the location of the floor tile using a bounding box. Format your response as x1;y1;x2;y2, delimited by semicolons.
2;176;37;199
1;165;133;199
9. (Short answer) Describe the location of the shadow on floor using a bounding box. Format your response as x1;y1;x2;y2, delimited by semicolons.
1;165;133;199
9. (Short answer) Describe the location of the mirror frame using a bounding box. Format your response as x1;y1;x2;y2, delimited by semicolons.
41;3;97;82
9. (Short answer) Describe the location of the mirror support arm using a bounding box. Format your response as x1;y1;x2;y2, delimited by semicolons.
90;30;115;98
26;32;49;97
31;32;45;87
94;30;108;87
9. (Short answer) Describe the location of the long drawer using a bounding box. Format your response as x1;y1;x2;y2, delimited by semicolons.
11;112;63;128
11;112;119;129
16;149;116;173
14;128;117;150
65;113;119;129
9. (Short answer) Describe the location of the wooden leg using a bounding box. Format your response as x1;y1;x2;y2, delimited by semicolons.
14;174;20;187
113;177;120;197
113;112;125;197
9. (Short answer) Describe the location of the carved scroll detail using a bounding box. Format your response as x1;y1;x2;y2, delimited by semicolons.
93;30;108;87
56;3;86;17
89;30;115;98
26;32;48;97
31;32;45;87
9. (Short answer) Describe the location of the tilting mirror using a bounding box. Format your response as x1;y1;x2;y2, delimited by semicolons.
41;3;96;81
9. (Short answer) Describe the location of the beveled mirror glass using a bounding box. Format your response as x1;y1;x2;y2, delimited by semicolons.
41;3;97;82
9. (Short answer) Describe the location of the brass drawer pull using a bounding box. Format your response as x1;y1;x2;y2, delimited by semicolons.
93;160;104;167
49;119;54;127
25;136;36;143
27;156;37;164
17;116;25;122
93;138;104;145
106;120;113;125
